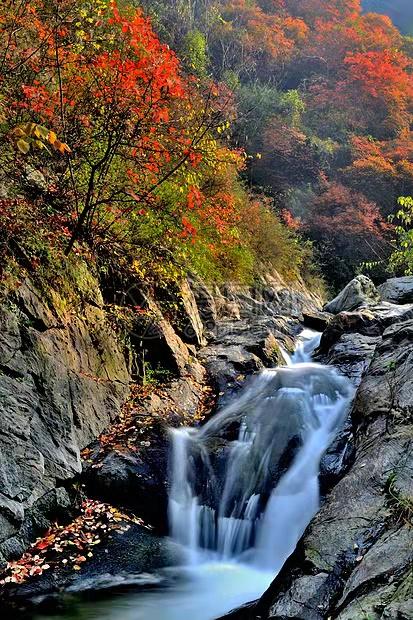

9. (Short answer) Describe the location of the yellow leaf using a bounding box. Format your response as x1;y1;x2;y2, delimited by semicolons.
48;131;57;145
17;139;30;154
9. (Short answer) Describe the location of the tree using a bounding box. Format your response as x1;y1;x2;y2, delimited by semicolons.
388;196;413;274
304;180;389;287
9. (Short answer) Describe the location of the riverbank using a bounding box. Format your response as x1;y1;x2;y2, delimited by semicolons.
0;268;322;614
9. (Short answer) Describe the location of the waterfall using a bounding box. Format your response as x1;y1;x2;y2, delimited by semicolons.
168;330;354;571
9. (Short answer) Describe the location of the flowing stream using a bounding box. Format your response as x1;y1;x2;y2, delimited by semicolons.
33;330;354;620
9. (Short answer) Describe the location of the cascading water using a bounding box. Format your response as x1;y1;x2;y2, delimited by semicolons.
32;331;354;620
168;329;354;594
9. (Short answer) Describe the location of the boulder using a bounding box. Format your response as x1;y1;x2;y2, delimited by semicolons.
378;276;413;305
318;309;380;354
302;310;332;332
324;275;380;314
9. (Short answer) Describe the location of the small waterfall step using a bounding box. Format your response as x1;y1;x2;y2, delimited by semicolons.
169;329;354;574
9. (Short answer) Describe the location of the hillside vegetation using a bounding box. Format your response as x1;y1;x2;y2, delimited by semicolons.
0;0;317;302
2;0;413;295
139;0;413;287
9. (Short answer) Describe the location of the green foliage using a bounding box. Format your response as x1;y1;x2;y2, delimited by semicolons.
277;91;306;129
388;196;413;275
182;30;209;77
142;361;173;386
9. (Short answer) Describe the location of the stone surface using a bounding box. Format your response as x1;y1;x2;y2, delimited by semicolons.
268;573;330;619
82;375;204;529
242;296;413;620
379;276;413;305
0;522;182;614
177;279;207;346
302;309;332;332
0;279;130;566
142;294;204;383
324;275;380;313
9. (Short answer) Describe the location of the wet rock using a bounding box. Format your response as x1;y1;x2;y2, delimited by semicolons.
302;310;332;332
199;343;264;406
83;434;169;530
0;523;181;613
336;526;413;612
324;275;380;314
378;276;413;305
268;573;330;619
319;423;355;493
318;309;380;354
82;375;204;529
322;333;381;385
352;318;413;430
249;295;413;620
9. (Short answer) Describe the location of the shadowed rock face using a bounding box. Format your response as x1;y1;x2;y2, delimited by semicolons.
0;280;130;568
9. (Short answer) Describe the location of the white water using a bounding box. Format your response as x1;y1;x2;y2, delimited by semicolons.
33;331;354;620
165;329;354;617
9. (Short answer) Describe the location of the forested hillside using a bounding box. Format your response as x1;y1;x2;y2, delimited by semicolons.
140;0;413;287
2;0;413;294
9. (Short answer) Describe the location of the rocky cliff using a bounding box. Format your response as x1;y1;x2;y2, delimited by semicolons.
0;277;130;568
0;269;321;573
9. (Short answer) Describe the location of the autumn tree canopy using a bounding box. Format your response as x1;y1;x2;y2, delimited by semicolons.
0;0;311;292
135;0;413;287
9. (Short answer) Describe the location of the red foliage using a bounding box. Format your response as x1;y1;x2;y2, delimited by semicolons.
305;181;389;241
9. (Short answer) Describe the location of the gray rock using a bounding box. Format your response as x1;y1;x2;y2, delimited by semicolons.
0;279;130;561
1;522;181;611
269;573;329;619
337;526;413;610
324;275;380;314
136;292;204;383
302;310;332;332
250;293;413;620
177;279;207;346
379;276;413;305
323;333;381;385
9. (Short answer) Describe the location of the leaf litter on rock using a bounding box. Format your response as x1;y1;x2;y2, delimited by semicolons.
0;499;148;587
